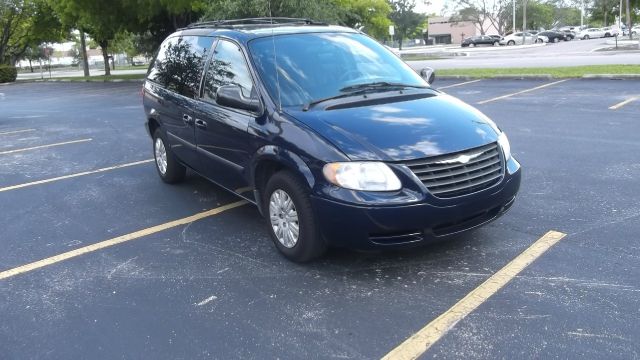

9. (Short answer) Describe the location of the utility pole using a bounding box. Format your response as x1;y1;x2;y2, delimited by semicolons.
580;0;584;28
513;0;516;32
626;0;632;40
522;0;528;45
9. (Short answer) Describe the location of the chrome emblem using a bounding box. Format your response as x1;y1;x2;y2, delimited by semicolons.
436;151;483;165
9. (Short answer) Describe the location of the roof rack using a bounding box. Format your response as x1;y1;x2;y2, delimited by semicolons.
182;18;328;30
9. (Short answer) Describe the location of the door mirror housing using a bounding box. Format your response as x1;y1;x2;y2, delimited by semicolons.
216;84;262;113
420;67;436;85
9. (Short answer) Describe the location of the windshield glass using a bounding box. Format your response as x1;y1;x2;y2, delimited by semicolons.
248;32;427;108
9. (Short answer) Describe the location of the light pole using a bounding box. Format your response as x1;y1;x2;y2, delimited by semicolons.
580;0;584;28
522;0;527;45
513;0;516;32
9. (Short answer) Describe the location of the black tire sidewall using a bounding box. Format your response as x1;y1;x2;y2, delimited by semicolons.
263;171;326;262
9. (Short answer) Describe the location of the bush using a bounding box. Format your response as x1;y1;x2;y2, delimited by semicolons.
0;65;18;83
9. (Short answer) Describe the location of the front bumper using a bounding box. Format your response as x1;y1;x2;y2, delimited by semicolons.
311;159;521;250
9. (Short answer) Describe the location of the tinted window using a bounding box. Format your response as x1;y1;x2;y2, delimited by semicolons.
203;39;255;103
249;33;426;107
147;36;214;97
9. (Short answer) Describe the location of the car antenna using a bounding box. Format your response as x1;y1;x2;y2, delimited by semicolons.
268;1;283;112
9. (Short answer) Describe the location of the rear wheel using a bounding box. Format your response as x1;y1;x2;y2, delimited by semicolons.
263;171;326;262
153;129;186;183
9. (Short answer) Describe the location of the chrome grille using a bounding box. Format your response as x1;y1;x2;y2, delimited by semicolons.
401;142;503;198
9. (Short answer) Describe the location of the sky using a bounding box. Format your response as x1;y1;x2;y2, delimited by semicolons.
414;0;446;16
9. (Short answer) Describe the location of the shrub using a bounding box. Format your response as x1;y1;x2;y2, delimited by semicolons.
0;65;18;83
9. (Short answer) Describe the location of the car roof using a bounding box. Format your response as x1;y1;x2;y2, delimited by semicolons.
170;18;358;43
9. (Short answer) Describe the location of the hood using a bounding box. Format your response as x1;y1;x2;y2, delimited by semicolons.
285;92;501;162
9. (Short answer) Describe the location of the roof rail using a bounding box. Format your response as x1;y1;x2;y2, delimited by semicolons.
182;17;328;30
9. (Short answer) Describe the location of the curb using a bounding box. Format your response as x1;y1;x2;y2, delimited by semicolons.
17;78;145;83
436;74;640;80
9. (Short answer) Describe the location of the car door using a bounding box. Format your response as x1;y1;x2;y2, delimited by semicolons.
146;36;214;167
193;38;261;195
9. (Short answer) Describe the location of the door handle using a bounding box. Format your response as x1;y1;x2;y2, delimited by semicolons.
195;119;207;129
182;114;193;125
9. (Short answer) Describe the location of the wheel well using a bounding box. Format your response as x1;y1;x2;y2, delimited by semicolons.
148;118;159;138
254;160;284;198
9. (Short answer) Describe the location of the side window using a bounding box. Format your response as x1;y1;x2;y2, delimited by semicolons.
147;36;214;98
203;39;255;103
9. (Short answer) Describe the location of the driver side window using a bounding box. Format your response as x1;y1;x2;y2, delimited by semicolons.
203;39;255;103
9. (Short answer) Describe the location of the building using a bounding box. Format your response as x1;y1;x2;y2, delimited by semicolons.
428;16;500;44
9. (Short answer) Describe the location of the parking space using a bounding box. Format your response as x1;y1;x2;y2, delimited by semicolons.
1;80;639;358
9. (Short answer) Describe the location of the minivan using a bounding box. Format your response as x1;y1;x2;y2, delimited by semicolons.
142;18;521;262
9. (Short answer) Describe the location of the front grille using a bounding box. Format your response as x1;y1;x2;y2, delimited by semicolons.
401;142;503;198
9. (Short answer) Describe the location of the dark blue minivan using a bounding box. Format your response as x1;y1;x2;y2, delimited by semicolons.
143;18;521;262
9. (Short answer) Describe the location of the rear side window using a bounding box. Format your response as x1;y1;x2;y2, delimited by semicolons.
147;35;214;98
202;39;255;103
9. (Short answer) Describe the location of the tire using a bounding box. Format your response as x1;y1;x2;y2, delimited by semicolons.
469;43;475;47
493;41;499;46
153;128;186;184
584;35;590;40
553;37;559;43
507;40;515;46
263;171;326;262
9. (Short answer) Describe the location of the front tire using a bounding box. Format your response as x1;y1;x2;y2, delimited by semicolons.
263;171;326;262
153;129;186;184
507;40;515;46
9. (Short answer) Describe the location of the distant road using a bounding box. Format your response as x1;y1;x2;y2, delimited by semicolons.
406;38;640;69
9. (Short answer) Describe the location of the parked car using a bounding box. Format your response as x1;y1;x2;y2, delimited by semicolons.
561;29;576;40
538;30;566;43
499;32;544;45
489;34;503;42
461;35;500;47
142;18;521;262
601;27;620;37
579;28;605;39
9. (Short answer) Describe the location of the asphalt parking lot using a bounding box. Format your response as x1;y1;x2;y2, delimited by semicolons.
1;79;639;359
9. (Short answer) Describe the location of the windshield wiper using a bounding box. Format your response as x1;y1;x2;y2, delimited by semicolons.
303;82;429;111
339;81;429;92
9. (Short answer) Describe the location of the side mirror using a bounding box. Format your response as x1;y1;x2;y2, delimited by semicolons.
216;84;261;113
420;67;435;85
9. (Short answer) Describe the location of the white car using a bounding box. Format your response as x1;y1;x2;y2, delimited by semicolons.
601;27;620;37
579;28;605;39
499;32;545;45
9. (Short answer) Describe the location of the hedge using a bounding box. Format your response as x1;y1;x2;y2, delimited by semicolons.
0;65;18;83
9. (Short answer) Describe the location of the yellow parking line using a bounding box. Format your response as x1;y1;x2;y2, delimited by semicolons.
0;159;154;193
0;138;92;155
477;80;568;105
0;129;36;136
437;79;482;90
382;230;567;360
609;96;638;110
0;200;248;280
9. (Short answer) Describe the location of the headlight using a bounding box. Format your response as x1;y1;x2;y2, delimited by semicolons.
498;132;511;160
323;162;402;191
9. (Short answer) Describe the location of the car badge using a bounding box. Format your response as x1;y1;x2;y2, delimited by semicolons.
437;151;483;164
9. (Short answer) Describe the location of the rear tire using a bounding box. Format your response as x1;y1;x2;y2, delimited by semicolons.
263;171;326;262
153;129;186;184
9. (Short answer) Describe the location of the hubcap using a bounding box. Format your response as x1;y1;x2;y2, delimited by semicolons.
269;189;299;248
154;137;168;175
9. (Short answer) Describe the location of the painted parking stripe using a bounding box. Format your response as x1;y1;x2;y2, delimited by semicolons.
609;96;638;110
477;80;568;104
0;159;154;193
0;138;92;155
437;79;482;90
0;129;36;136
382;230;567;360
0;200;248;280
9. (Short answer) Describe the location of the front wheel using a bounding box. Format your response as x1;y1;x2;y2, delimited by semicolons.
264;171;326;262
153;129;186;183
507;40;515;46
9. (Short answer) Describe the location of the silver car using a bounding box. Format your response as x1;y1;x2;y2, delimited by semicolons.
499;32;546;45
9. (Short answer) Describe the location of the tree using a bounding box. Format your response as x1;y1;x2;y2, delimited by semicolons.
388;0;426;49
202;0;341;22
335;0;393;39
0;0;67;65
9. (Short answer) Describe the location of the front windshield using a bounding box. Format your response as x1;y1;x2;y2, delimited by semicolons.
248;32;428;108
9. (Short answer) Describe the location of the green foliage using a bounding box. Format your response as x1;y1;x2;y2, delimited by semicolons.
335;0;393;39
202;0;341;22
0;0;68;65
0;64;18;82
388;0;426;49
